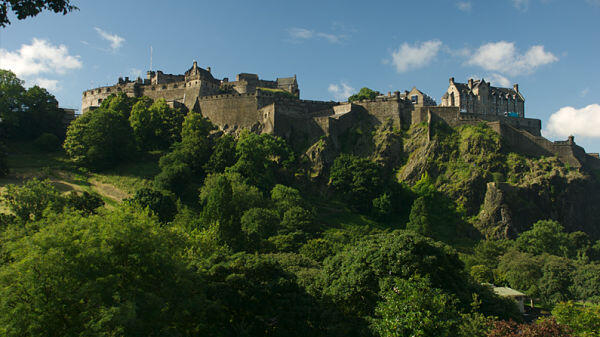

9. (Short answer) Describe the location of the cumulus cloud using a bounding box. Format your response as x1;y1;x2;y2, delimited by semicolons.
545;104;600;138
389;40;442;73
30;78;60;91
457;1;472;11
0;38;82;79
467;41;557;76
287;27;347;44
488;73;512;87
328;82;355;101
94;27;125;51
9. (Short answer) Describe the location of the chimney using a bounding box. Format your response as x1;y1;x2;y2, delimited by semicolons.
193;61;198;69
207;66;211;73
468;78;474;89
449;77;455;84
513;84;519;92
388;91;391;97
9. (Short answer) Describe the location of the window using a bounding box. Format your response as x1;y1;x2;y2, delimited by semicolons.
411;95;418;104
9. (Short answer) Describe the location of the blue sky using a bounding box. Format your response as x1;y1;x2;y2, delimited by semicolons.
1;0;600;151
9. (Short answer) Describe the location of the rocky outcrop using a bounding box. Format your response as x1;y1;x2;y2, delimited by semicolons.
478;174;600;240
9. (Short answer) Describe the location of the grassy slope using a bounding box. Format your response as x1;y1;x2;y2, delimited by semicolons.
0;141;159;211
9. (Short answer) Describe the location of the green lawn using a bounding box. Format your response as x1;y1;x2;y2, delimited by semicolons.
1;141;160;211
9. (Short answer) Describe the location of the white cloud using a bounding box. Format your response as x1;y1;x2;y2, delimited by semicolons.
29;78;60;91
389;40;442;73
328;82;355;101
288;28;314;40
467;41;558;76
94;27;125;51
544;104;600;138
287;27;347;44
0;38;82;77
512;0;530;10
488;73;512;87
457;1;472;11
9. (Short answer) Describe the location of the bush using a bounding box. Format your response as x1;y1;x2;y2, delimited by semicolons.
128;188;177;224
33;132;61;152
65;191;104;214
1;178;63;222
347;87;379;102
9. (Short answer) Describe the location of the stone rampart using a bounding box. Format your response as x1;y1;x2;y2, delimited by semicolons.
353;97;410;128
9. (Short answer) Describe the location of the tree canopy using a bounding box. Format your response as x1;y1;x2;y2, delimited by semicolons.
0;0;78;27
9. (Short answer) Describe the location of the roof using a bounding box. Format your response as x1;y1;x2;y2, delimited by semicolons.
451;79;524;101
493;286;527;298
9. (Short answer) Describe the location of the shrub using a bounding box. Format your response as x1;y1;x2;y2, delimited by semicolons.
33;132;61;152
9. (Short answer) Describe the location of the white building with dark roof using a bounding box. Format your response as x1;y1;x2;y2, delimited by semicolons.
440;77;525;117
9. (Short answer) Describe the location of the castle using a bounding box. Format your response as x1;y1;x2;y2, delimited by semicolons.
440;77;524;117
81;62;600;170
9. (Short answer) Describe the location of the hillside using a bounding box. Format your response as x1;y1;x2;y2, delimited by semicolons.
1;90;599;336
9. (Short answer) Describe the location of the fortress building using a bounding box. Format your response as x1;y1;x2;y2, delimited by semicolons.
81;61;299;113
81;63;600;170
440;77;524;117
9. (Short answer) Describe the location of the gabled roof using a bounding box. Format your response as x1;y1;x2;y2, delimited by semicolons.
452;79;523;101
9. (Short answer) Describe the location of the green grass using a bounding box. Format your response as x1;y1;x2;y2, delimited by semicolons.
1;141;161;209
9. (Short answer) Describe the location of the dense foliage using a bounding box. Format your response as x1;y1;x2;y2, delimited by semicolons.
0;70;65;140
2;81;599;336
348;87;380;102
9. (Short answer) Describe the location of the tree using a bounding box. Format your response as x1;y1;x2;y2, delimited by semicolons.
0;141;8;177
153;113;213;195
204;134;237;174
127;188;177;224
270;184;305;216
371;276;461;337
229;130;294;190
0;0;77;27
516;220;571;257
21;85;64;139
63;106;136;170
1;178;62;222
571;262;600;303
552;301;600;336
497;250;542;296
240;208;280;240
318;230;472;318
348;87;380;102
64;191;104;215
0;70;26;138
406;196;432;235
0;208;208;336
202;253;322;336
329;154;382;211
0;71;65;139
537;255;574;305
198;173;264;248
129;98;184;150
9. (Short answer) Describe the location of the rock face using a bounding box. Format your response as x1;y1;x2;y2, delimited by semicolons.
303;114;600;240
478;177;600;240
